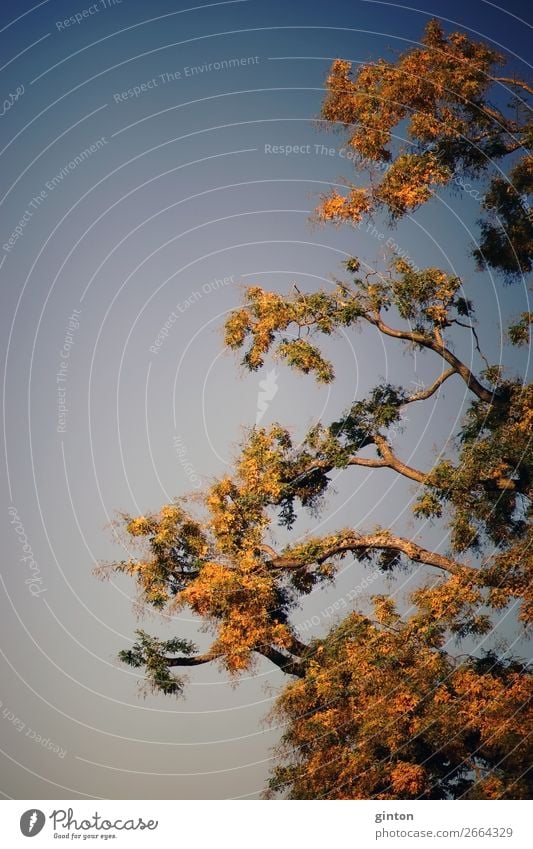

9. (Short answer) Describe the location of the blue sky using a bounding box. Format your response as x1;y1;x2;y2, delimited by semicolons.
1;0;531;799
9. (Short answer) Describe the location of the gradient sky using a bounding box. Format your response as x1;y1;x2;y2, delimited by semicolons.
1;0;531;800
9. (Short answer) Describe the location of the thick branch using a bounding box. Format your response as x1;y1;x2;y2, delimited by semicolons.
293;447;425;489
166;652;221;667
288;636;310;657
275;437;427;495
477;103;519;135
270;533;470;577
260;543;281;560
166;645;305;677
370;315;502;406
492;76;533;96
257;646;305;677
372;435;426;483
438;346;499;404
347;456;389;470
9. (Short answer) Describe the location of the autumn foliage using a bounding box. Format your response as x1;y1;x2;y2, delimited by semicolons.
316;19;533;279
100;20;533;799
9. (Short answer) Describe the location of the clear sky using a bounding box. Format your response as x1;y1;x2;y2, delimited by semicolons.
1;0;531;800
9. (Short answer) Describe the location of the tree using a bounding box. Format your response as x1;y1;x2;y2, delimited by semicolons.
316;18;533;280
99;19;533;799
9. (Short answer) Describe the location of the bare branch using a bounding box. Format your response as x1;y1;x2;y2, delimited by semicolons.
404;367;457;403
451;320;490;370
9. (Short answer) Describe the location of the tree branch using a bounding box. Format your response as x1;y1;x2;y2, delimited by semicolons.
437;346;498;404
288;636;309;657
373;435;426;483
166;652;221;667
477;103;519;135
288;446;425;490
370;315;502;405
260;543;281;560
276;435;427;494
451;320;490;370
492;76;533;96
346;456;389;470
404;367;457;402
257;645;305;677
166;644;306;676
270;532;470;577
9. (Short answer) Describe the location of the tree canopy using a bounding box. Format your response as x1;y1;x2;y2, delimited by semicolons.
317;19;533;280
100;19;533;799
